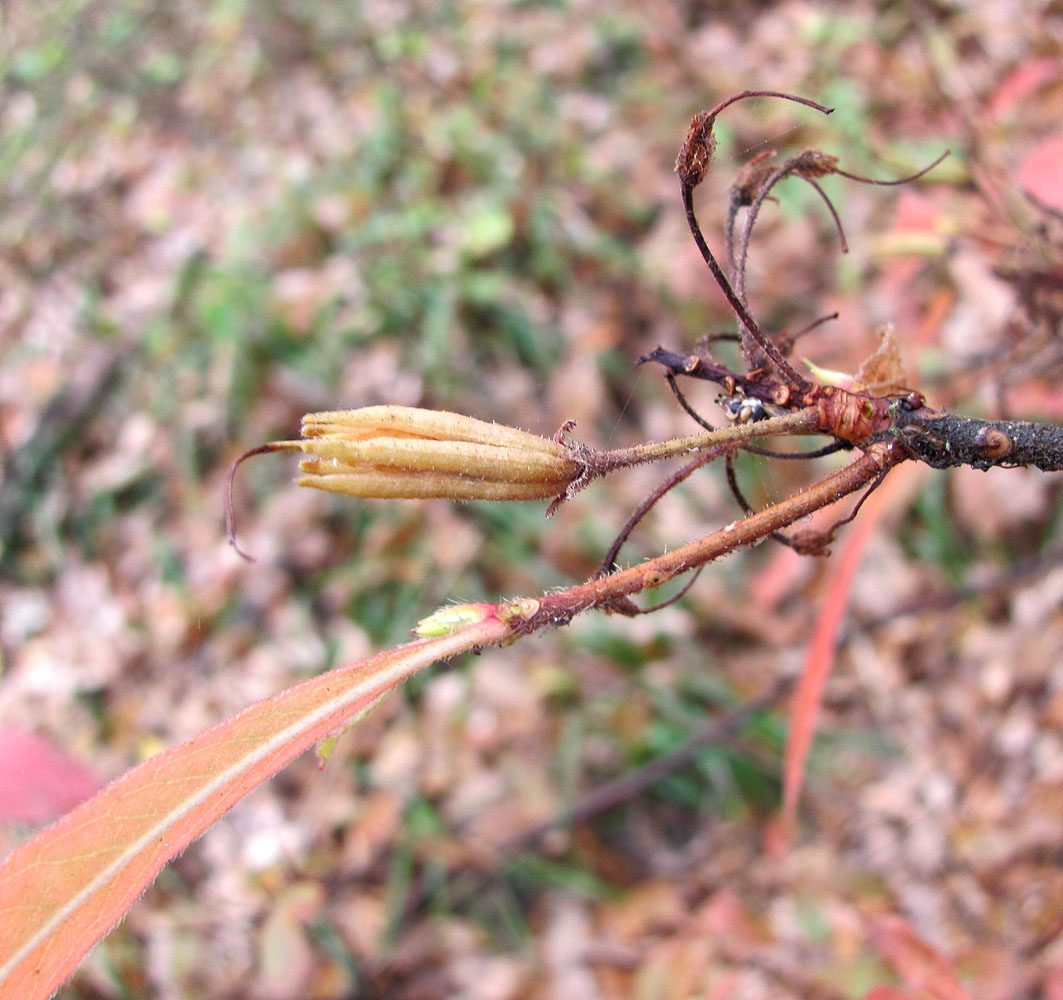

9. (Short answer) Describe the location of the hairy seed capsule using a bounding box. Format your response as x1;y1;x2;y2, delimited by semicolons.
226;407;584;559
294;406;583;501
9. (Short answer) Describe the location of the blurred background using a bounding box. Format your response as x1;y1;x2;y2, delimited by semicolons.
1;1;1062;996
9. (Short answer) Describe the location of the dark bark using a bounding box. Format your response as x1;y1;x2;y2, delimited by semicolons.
642;345;1063;474
885;400;1063;472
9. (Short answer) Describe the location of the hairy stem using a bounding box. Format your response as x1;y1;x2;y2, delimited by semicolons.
595;448;727;578
513;440;906;633
592;408;821;472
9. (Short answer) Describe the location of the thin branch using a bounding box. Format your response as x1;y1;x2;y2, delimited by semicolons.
735;159;836;304
724;451;794;549
742;441;849;460
806;178;849;252
778;311;839;354
701;90;834;124
665;372;717;432
622;566;705;615
589;408;821;473
594;448;728;578
395;677;794;929
825;468;889;533
515;441;907;635
503;675;794;849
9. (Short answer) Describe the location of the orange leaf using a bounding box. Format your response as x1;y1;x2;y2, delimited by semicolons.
0;614;506;1000
781;463;924;839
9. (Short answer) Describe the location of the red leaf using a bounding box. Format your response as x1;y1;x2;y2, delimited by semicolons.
0;614;506;1000
0;730;100;826
988;59;1062;118
869;915;971;1000
1017;135;1063;212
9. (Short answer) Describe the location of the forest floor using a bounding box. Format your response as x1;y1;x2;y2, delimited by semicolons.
2;2;1063;997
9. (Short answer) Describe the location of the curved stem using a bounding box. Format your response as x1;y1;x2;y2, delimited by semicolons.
665;372;717;432
225;441;303;561
703;90;834;122
517;441;907;631
724;451;793;549
735;160;800;305
595;448;726;578
836;149;950;186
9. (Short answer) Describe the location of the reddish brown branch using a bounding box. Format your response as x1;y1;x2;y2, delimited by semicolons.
595;447;730;579
515;441;907;636
501;676;793;849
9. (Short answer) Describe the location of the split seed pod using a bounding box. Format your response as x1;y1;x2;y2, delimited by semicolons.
227;406;583;559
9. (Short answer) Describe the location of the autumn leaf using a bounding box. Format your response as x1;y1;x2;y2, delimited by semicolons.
0;612;507;1000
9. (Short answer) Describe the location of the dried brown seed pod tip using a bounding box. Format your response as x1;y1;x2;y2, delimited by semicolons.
675;111;718;188
732;150;778;206
791;148;840;180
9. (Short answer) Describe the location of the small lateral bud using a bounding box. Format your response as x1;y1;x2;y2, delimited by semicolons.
415;602;496;637
974;426;1012;460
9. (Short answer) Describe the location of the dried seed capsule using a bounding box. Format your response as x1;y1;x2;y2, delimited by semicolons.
227;407;584;559
293;407;582;500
